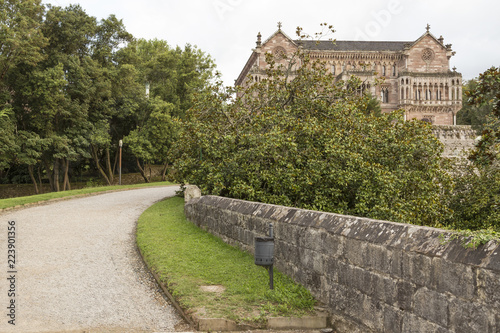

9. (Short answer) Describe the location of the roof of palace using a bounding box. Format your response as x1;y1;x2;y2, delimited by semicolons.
297;40;412;52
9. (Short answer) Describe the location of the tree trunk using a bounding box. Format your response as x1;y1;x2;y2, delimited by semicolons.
161;162;168;181
37;165;43;194
105;148;114;184
63;159;71;191
43;159;55;192
136;158;150;183
28;164;39;194
112;148;118;177
91;144;111;185
53;159;60;192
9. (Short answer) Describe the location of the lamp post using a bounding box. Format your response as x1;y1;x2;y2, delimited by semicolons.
119;140;123;185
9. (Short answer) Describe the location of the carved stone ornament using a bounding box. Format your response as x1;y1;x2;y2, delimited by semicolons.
273;46;286;60
422;48;435;62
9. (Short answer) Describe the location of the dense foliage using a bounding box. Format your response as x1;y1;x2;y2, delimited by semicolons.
456;79;492;131
173;47;453;227
0;1;214;190
445;67;500;232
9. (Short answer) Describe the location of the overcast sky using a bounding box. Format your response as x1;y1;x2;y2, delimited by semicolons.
42;0;499;87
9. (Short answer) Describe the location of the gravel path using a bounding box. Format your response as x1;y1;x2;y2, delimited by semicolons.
0;186;184;333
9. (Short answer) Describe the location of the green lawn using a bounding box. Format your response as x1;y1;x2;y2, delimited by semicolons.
0;181;174;210
136;196;316;325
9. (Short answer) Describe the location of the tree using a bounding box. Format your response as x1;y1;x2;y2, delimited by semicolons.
466;67;500;166
0;0;47;91
120;39;215;182
129;39;215;118
0;107;17;176
39;5;134;187
444;67;500;232
7;4;134;189
124;98;177;183
0;0;47;182
173;32;452;227
456;79;492;131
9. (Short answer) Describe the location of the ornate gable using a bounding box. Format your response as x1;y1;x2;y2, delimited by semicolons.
405;28;453;73
236;27;299;86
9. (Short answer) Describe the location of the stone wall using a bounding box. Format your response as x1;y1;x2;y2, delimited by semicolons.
433;125;477;158
184;195;500;333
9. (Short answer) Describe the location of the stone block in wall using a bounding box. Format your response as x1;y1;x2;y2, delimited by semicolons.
477;268;500;308
402;251;433;286
184;185;201;202
383;305;403;333
359;294;385;332
400;226;449;257
339;218;408;247
328;282;365;323
287;209;321;227
449;298;496;333
443;238;499;268
413;287;449;327
337;262;367;295
265;205;297;224
324;256;340;285
274;239;299;264
344;238;367;267
275;222;303;248
362;243;402;276
304;227;327;253
295;264;322;292
402;313;451;333
483;242;500;271
322;233;344;258
395;280;415;311
431;257;476;300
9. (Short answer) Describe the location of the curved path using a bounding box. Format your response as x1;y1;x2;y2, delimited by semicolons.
0;186;183;332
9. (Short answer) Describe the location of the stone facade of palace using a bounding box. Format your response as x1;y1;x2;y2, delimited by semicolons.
236;25;463;126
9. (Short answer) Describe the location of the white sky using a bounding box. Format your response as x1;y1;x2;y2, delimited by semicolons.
42;0;500;87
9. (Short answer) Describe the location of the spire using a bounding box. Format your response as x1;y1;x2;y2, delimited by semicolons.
277;22;282;31
426;23;431;32
256;32;262;48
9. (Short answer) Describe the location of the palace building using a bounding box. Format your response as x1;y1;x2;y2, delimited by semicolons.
236;24;462;125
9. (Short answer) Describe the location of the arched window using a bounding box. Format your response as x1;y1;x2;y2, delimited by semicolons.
392;65;396;76
382;88;389;103
382;65;386;76
331;64;336;75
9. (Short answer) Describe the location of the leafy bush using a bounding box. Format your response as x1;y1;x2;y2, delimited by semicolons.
444;161;500;231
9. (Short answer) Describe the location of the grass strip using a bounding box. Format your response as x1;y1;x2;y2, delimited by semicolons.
136;196;316;325
0;181;173;210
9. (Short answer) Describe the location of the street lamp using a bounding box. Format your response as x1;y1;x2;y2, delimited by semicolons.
119;140;123;185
